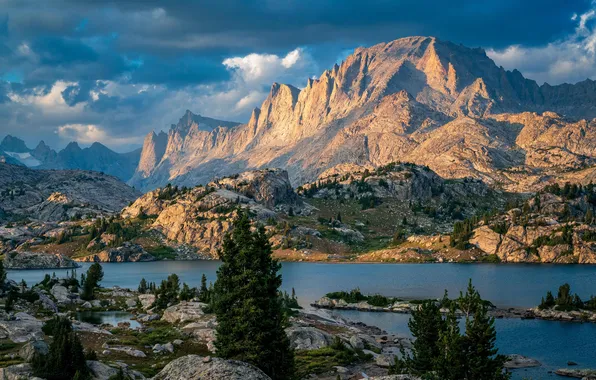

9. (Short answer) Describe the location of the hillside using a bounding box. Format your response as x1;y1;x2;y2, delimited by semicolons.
130;36;596;192
0;163;140;222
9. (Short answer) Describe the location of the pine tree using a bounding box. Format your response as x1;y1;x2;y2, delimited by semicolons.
33;317;90;380
0;261;6;287
81;263;104;301
179;283;194;301
138;278;148;294
463;298;508;379
213;211;294;379
434;306;466;380
405;300;445;373
199;274;209;302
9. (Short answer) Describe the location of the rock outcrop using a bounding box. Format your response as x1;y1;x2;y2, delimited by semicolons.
4;251;79;269
152;355;271;380
122;169;301;257
469;190;596;263
0;163;140;221
75;243;155;263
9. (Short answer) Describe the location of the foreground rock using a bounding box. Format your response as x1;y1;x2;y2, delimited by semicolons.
87;360;145;380
152;355;271;380
4;251;79;269
162;301;208;323
0;363;42;380
285;326;334;350
0;312;44;343
19;340;49;362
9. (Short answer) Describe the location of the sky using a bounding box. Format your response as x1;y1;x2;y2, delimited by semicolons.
0;0;595;152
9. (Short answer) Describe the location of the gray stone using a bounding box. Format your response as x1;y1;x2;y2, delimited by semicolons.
51;284;74;304
138;294;156;310
152;355;271;380
285;326;333;350
0;312;44;343
162;301;208;324
376;354;397;368
125;298;137;308
164;342;175;353
19;340;49;362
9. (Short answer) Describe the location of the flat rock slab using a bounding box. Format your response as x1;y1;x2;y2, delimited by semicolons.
0;312;44;343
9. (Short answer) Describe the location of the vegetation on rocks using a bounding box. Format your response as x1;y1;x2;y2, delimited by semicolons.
390;280;509;379
539;283;596;311
325;288;394;307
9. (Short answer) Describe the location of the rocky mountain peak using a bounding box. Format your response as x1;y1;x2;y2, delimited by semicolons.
134;130;169;178
0;135;29;153
64;141;82;152
128;36;596;193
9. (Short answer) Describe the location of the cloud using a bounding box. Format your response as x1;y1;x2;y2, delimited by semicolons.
223;48;313;84
488;6;596;85
219;47;318;112
57;123;141;146
0;0;592;152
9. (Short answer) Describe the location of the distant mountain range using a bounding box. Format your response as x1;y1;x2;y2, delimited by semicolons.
128;36;596;193
0;135;141;182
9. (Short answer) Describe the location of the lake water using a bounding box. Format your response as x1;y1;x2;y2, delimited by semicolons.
8;261;596;379
75;310;141;329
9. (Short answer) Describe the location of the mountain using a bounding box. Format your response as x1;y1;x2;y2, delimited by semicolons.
0;135;142;182
0;163;140;221
130;36;596;192
39;141;142;182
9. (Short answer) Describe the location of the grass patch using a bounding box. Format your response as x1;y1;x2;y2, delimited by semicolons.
294;338;372;378
145;245;177;260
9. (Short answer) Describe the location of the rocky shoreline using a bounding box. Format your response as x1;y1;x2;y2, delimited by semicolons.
0;274;562;380
4;251;80;270
312;296;596;323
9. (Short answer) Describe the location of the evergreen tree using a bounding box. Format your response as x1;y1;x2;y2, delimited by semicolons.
138;278;148;294
463;294;508;379
0;260;6;286
212;211;294;379
153;274;181;309
434;306;466;380
81;263;104;301
405;300;445;373
179;283;194;301
32;317;90;380
199;274;210;303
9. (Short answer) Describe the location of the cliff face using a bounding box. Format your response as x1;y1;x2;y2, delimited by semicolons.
129;36;596;192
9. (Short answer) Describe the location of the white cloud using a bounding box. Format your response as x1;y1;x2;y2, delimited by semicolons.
9;81;86;115
57;124;141;146
223;48;314;84
487;6;596;85
220;47;318;112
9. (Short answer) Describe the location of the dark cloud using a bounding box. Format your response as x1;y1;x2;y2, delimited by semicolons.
0;0;592;152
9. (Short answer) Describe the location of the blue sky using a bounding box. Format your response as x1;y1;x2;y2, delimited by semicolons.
0;0;594;152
